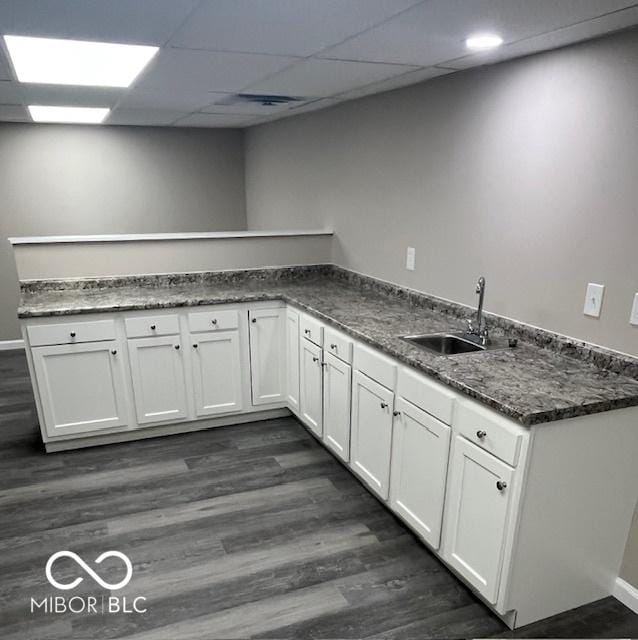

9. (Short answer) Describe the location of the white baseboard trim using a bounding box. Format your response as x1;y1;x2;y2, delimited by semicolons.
613;577;638;614
0;339;24;351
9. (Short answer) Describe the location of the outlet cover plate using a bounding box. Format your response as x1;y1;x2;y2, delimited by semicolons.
583;283;605;318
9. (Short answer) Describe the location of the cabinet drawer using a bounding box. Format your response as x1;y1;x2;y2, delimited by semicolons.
455;399;525;467
300;313;324;347
188;309;239;333
125;314;180;338
397;366;456;425
324;326;353;364
27;319;116;347
353;342;397;390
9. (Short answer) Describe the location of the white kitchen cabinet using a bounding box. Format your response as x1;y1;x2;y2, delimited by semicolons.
322;351;352;462
299;337;323;437
350;370;394;500
127;335;188;425
285;307;300;414
389;397;451;549
31;341;129;438
191;330;243;417
248;307;286;405
443;434;516;604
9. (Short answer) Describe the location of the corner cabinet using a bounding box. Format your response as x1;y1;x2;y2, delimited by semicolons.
248;307;286;405
31;340;129;438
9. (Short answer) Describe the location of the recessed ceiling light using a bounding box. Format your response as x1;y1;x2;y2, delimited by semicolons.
28;106;110;124
4;35;158;87
465;34;504;51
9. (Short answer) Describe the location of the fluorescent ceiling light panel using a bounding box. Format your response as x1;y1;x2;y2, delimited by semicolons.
28;105;110;124
4;35;158;87
465;34;504;51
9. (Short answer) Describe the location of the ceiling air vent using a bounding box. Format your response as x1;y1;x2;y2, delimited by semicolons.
213;93;305;107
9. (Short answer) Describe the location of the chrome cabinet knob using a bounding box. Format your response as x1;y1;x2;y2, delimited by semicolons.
312;356;319;363
174;344;180;350
304;329;311;335
380;402;388;409
330;343;337;349
496;480;507;492
193;344;198;348
251;318;257;323
476;430;487;439
393;410;401;417
70;331;76;338
111;349;117;355
211;319;217;325
150;324;156;330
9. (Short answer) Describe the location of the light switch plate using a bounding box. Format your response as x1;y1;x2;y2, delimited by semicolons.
406;247;415;271
583;283;605;318
630;293;638;326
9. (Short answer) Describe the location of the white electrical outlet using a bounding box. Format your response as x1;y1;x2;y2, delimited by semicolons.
406;247;416;271
583;283;605;318
630;293;638;326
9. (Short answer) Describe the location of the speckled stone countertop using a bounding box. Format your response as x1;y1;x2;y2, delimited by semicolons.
18;267;638;426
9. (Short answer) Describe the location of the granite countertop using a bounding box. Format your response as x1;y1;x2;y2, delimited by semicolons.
18;272;638;426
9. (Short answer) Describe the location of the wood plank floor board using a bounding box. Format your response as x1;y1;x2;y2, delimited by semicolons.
0;351;636;639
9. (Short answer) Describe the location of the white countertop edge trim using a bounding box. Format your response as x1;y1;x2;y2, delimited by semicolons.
8;229;333;245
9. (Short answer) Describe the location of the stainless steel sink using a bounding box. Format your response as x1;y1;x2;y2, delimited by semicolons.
402;332;486;355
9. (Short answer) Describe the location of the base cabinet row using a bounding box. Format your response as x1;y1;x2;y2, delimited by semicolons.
26;301;638;630
288;310;524;615
28;304;286;439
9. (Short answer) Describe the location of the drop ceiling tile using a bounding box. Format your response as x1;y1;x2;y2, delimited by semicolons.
0;50;11;80
0;0;199;45
0;104;29;121
320;0;638;66
135;48;298;93
174;113;258;127
19;84;123;107
105;109;185;126
246;58;418;98
169;0;424;56
117;88;225;112
0;80;21;103
443;6;638;70
336;66;454;100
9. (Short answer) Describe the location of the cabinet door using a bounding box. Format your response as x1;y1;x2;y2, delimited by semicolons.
249;308;285;406
299;338;323;437
390;397;451;549
350;370;394;500
285;308;300;414
322;351;352;462
32;341;128;438
127;335;188;425
191;330;243;417
443;435;515;603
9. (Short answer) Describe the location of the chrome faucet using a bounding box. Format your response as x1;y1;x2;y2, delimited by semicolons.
466;276;489;345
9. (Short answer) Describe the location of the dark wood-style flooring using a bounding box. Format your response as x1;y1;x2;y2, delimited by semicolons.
0;349;636;639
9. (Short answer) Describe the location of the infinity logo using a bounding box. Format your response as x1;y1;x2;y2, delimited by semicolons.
45;551;133;591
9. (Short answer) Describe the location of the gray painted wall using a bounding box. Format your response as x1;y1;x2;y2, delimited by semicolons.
245;29;638;586
246;28;638;358
0;123;246;340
